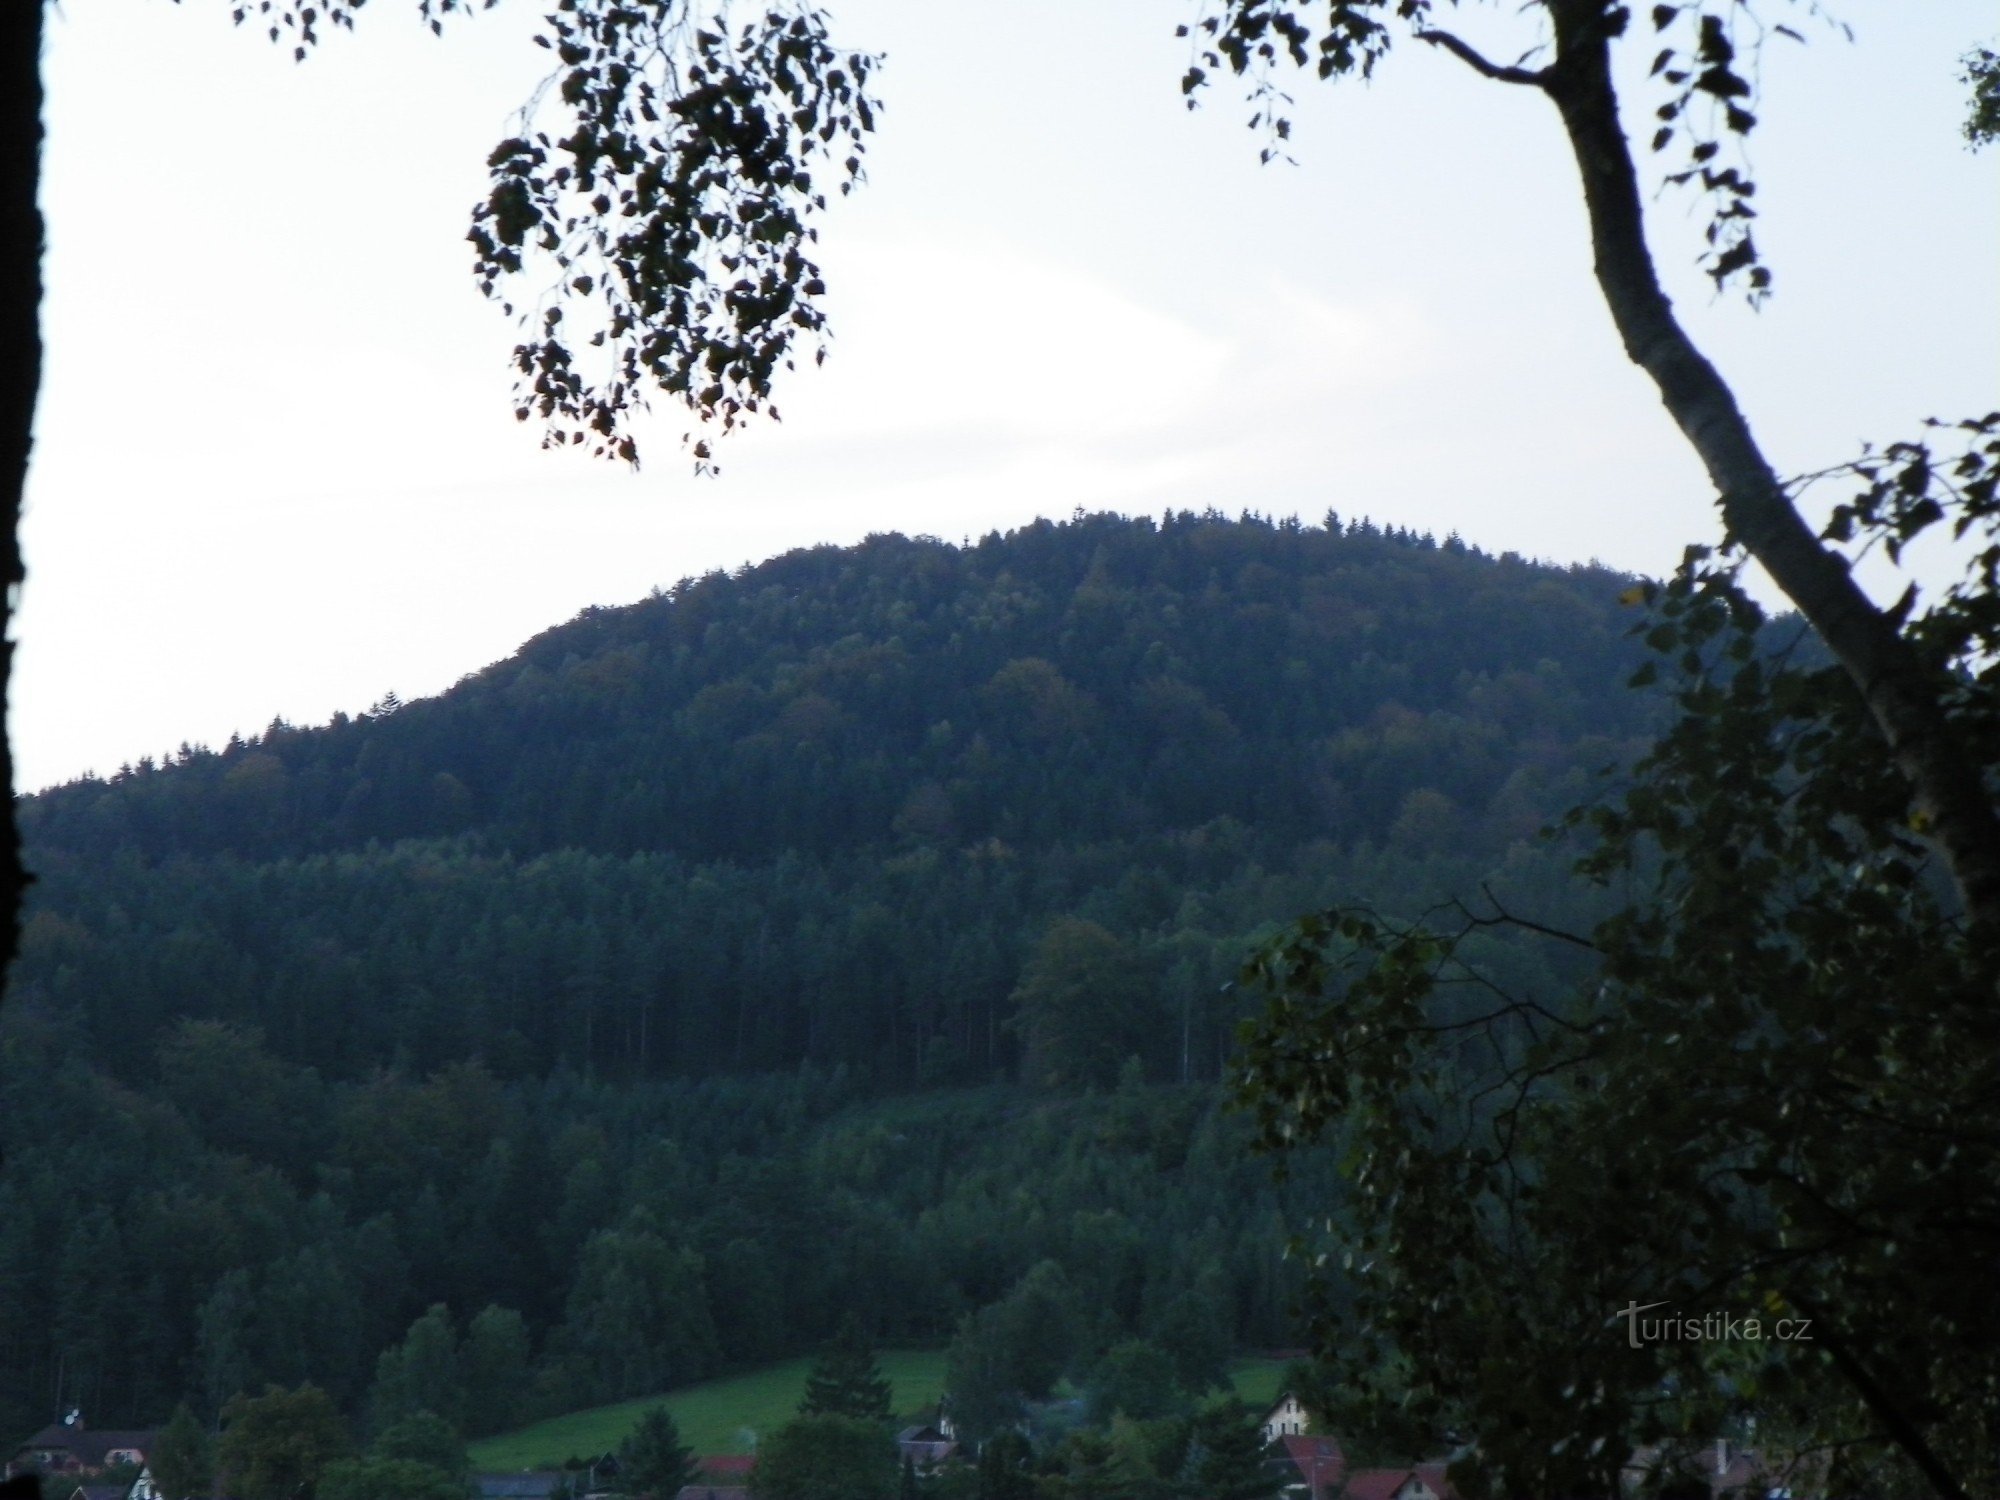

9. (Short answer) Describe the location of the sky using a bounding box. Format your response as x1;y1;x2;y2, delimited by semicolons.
19;0;1999;791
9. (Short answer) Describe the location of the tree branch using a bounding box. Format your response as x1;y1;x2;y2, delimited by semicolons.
1785;1292;1973;1500
1536;5;2000;957
1415;28;1550;88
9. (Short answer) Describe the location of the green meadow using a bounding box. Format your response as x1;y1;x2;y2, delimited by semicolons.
467;1352;1289;1470
467;1351;949;1469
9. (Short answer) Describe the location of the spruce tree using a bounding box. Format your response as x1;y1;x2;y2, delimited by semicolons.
799;1314;893;1423
617;1406;697;1500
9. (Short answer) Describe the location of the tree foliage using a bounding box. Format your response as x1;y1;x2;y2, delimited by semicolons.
1963;45;2000;147
617;1405;699;1499
747;1413;897;1500
150;1403;215;1500
800;1315;894;1423
216;1383;351;1500
3;514;1663;1434
1195;6;1999;1500
1235;438;2000;1490
466;1;877;467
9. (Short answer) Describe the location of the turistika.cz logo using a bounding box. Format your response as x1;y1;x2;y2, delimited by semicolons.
1616;1301;1814;1349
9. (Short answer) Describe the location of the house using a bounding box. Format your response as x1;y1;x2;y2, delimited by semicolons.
894;1423;957;1474
1340;1464;1459;1500
695;1457;753;1482
580;1450;624;1499
7;1419;159;1484
1262;1393;1315;1446
1272;1434;1346;1500
672;1490;746;1500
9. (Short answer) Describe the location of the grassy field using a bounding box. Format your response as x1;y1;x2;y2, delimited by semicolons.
1225;1354;1289;1411
467;1350;1292;1470
466;1350;949;1469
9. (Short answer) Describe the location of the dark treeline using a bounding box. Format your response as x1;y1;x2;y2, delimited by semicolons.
3;511;1662;1443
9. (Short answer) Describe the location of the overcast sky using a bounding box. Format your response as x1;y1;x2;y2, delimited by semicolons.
19;0;1998;791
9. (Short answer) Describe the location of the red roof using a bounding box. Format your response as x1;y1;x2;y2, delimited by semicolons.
1278;1435;1347;1500
1341;1464;1459;1500
698;1457;753;1479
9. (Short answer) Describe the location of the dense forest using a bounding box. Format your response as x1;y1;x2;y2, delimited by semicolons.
3;511;1664;1445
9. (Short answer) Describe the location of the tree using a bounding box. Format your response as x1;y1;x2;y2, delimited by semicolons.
216;1383;351;1500
1179;6;2000;1500
1180;1399;1278;1500
372;1413;469;1483
1196;0;2000;945
555;1225;716;1404
973;1430;1035;1500
945;1261;1082;1439
1086;1340;1186;1425
748;1413;897;1500
1;6;34;983
1238;498;2000;1494
800;1314;894;1423
370;1305;464;1434
617;1406;698;1500
150;1403;215;1500
460;1306;534;1439
1009;919;1155;1090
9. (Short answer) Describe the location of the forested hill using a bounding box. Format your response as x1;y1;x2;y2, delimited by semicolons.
17;511;1655;1091
31;511;1644;867
3;510;1664;1440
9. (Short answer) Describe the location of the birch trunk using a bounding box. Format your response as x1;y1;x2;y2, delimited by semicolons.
1543;2;2000;946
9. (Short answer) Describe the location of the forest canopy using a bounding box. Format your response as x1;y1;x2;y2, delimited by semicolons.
6;511;1662;1438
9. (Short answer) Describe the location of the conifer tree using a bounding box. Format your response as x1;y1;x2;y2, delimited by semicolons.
617;1406;698;1500
799;1314;894;1423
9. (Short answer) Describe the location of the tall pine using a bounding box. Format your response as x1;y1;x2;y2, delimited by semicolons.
618;1406;698;1500
798;1314;893;1423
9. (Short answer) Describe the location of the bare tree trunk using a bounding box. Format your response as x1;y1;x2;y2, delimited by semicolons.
0;3;41;1005
1542;2;2000;945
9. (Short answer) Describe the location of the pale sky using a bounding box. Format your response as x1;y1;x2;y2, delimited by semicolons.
18;0;1998;792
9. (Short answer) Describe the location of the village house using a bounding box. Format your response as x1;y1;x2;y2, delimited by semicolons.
895;1405;958;1475
1261;1392;1313;1446
6;1418;158;1494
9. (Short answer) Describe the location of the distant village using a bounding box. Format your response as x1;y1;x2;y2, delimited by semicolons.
6;1395;1804;1500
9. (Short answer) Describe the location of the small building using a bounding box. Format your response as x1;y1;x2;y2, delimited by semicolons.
7;1419;159;1484
1262;1393;1314;1446
894;1424;958;1474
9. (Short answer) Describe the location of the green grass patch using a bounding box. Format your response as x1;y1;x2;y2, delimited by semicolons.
1224;1355;1289;1411
466;1350;948;1469
470;1349;1288;1471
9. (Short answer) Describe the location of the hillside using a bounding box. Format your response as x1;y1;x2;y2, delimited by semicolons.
16;512;1654;1088
3;511;1662;1443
